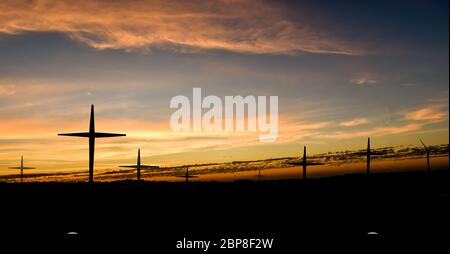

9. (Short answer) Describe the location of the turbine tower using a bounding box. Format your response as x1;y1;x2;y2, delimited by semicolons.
8;156;35;183
420;139;431;172
351;137;386;176
185;166;189;182
287;146;324;179
120;148;159;181
367;137;371;175
175;166;198;182
58;105;126;182
302;146;307;179
254;167;264;182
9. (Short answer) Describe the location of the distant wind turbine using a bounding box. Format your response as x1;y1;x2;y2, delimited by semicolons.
176;166;198;182
253;168;264;182
287;146;324;179
8;156;35;183
352;138;387;175
420;139;431;172
58;105;126;183
119;148;159;181
367;137;371;175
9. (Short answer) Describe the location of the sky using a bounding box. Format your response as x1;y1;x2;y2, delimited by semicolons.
0;0;448;173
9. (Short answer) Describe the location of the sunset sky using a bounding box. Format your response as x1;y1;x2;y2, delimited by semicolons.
0;0;448;174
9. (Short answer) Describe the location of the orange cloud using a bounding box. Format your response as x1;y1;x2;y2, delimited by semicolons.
339;118;368;127
352;78;377;85
351;73;378;85
321;123;423;139
0;0;365;55
0;84;16;96
405;106;448;122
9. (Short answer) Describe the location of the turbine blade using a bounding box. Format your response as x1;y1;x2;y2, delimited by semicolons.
306;162;325;165
419;139;428;149
287;162;305;166
58;132;90;137
95;132;126;138
140;165;160;169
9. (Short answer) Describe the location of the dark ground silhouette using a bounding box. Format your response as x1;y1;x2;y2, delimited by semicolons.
0;170;448;252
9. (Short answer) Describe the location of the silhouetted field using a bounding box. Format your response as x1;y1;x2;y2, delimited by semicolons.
0;170;448;252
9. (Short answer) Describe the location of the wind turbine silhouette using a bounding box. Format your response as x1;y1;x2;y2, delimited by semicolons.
287;146;324;179
8;156;35;183
120;148;159;181
58;105;126;182
367;137;371;175
352;138;373;175
352;138;387;175
420;139;431;172
176;166;198;182
252;168;264;181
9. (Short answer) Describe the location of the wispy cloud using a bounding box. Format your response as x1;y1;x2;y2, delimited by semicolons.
0;84;16;96
351;73;378;85
0;0;365;55
405;106;448;122
321;123;423;139
339;118;368;127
